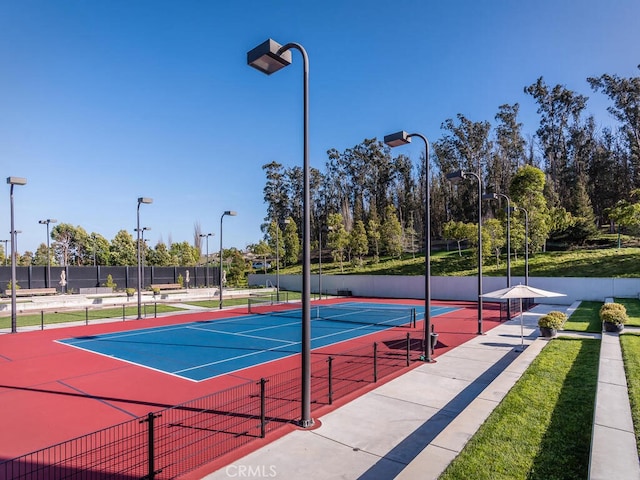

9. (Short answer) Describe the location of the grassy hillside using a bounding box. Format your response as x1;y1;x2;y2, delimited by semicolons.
271;246;640;278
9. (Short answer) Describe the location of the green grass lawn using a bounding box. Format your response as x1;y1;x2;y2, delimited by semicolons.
620;333;640;456
276;247;640;278
0;303;185;329
440;338;599;480
615;298;640;327
563;301;603;333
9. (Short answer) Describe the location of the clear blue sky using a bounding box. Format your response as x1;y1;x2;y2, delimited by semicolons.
1;0;639;255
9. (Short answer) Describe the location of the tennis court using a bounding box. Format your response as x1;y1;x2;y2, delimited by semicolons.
58;302;456;381
0;297;502;475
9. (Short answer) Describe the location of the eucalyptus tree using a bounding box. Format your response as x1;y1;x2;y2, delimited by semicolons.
588;129;629;228
265;220;282;268
110;230;137;266
367;203;382;261
51;223;89;266
443;220;475;256
283;217;300;266
326;212;349;271
483;218;506;267
509;165;551;252
349;219;369;264
524;77;588;211
146;242;173;266
88;233;110;266
588;66;640;182
380;205;403;258
488;103;526;193
262;161;289;232
169;241;199;267
434;114;492;223
33;243;49;266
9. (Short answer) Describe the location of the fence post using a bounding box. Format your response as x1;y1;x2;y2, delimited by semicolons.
373;342;378;383
154;302;157;318
140;412;162;480
85;307;89;325
406;333;410;367
327;356;333;405
260;378;267;438
123;304;125;321
41;310;44;330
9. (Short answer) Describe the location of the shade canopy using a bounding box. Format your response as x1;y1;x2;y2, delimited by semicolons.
481;284;565;300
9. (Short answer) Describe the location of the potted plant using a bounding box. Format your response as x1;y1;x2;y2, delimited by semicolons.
600;302;628;333
538;311;567;338
125;287;136;299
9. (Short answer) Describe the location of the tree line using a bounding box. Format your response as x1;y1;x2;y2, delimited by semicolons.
259;68;640;265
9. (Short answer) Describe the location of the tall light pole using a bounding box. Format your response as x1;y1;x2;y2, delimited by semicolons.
135;227;151;289
136;197;152;319
248;38;313;428
1;239;9;266
384;131;434;362
516;206;529;286
483;192;512;319
219;210;236;309
38;218;57;288
8;177;27;333
446;170;484;335
199;233;213;288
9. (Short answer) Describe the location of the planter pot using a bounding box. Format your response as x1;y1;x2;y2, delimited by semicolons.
539;326;557;338
603;321;624;333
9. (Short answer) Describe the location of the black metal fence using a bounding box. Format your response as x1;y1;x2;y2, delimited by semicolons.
0;266;221;294
0;330;423;479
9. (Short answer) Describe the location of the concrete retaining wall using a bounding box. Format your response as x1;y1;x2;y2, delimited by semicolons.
249;274;640;305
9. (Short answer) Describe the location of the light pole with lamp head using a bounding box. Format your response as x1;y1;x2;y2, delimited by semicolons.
135;227;151;289
248;38;313;428
482;192;512;320
219;211;236;309
8;176;27;333
38;219;57;288
446;170;484;334
136;197;152;319
384;131;434;362
199;233;213;288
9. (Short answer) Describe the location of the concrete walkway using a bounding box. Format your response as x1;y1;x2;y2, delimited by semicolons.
589;328;640;480
203;304;640;480
202;304;569;480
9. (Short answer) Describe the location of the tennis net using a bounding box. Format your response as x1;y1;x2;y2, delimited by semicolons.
247;297;416;328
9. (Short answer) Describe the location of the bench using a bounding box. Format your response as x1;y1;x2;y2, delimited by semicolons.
150;284;182;291
4;288;57;297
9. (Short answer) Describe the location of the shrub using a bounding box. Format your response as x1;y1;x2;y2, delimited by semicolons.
599;302;628;325
104;274;117;290
125;288;135;297
538;311;567;329
151;286;160;295
177;274;184;287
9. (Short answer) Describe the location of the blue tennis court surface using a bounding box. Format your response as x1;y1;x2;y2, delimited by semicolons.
58;302;457;382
